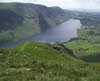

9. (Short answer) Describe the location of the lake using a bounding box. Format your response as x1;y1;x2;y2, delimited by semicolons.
0;19;81;47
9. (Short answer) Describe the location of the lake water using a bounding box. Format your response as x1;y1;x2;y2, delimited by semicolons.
0;19;81;48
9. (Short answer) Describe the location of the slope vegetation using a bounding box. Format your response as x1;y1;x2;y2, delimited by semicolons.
0;41;100;81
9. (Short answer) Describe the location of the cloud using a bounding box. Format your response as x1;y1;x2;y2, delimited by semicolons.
0;0;100;10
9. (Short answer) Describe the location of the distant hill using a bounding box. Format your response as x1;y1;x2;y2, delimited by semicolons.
0;3;72;44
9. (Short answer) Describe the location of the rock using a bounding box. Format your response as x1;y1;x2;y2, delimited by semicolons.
15;54;19;56
0;53;3;56
23;55;28;58
35;47;38;49
26;68;31;71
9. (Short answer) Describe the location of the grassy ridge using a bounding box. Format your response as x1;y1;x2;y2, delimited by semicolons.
0;41;100;81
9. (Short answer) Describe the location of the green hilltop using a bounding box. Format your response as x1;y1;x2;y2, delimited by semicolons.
0;41;100;81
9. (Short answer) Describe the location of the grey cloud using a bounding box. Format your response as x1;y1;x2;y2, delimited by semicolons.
0;0;100;10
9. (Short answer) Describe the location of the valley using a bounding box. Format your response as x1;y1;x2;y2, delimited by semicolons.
0;3;72;44
0;19;81;47
65;12;100;62
0;2;100;81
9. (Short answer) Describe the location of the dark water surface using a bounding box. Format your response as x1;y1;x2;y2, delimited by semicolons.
0;19;81;48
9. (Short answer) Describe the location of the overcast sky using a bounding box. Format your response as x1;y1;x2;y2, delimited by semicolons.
0;0;100;10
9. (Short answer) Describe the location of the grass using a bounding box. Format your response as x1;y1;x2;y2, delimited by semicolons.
64;40;94;57
0;41;100;81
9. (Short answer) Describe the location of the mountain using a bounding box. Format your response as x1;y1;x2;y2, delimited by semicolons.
0;41;100;81
0;5;100;80
0;3;71;44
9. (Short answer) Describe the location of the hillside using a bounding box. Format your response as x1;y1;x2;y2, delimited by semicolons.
64;12;100;62
0;3;71;44
0;41;100;81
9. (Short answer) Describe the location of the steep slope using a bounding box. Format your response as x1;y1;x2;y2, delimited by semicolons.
0;41;100;81
0;3;70;44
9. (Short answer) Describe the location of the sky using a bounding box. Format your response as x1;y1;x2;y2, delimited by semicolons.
0;0;100;10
